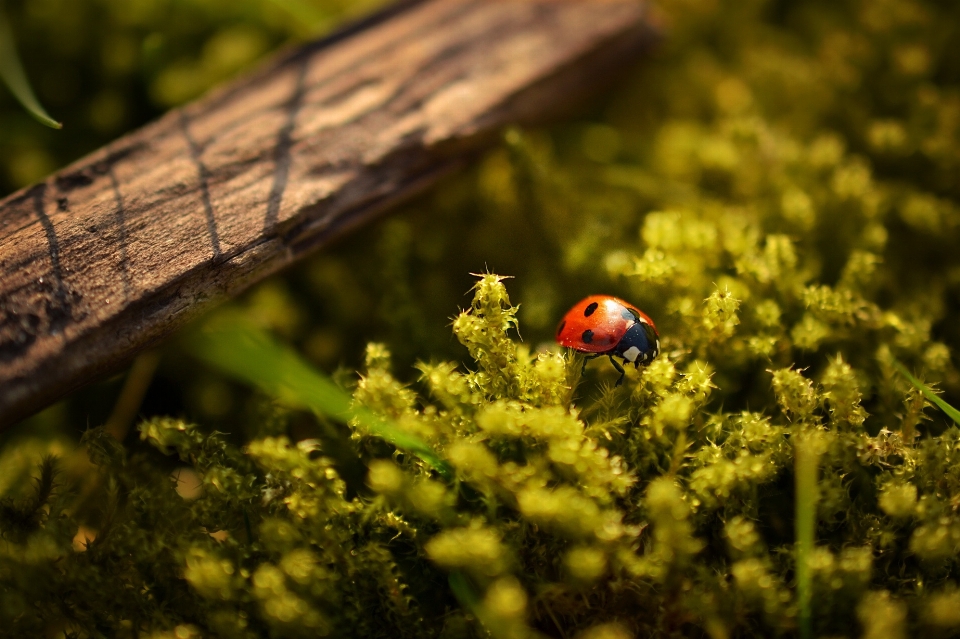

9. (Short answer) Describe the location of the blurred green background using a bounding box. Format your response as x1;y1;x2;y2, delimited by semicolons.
0;0;380;192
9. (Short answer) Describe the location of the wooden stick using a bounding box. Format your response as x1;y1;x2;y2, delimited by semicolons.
0;0;656;429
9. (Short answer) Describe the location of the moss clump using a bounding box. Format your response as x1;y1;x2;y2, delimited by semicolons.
0;273;958;638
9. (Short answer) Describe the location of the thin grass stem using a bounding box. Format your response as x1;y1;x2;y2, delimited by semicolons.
795;432;821;639
892;360;960;427
104;351;161;441
0;8;61;129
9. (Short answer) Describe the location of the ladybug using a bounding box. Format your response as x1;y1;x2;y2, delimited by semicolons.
556;295;660;386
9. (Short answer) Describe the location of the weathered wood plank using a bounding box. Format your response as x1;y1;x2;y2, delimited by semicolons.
0;0;655;429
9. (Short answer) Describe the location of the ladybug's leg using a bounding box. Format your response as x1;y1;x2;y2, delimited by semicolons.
581;353;602;376
608;355;626;386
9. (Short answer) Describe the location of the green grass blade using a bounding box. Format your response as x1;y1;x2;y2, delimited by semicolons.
795;432;820;639
189;316;451;478
0;9;61;129
892;360;960;426
104;351;161;442
448;571;481;610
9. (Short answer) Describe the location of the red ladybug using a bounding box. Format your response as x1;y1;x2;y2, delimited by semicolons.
556;295;660;386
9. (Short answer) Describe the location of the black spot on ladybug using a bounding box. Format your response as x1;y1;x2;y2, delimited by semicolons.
557;320;566;336
582;329;594;344
584;302;599;317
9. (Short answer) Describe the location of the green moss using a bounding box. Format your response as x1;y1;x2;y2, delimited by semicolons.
0;269;954;637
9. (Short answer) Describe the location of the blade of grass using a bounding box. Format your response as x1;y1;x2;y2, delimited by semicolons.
892;360;960;426
104;351;161;442
449;571;505;639
795;431;821;639
448;570;481;610
0;8;61;129
188;315;451;478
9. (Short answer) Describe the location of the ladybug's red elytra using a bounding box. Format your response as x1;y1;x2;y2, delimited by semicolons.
555;295;660;386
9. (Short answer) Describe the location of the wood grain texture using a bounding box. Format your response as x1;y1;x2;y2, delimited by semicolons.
0;0;655;429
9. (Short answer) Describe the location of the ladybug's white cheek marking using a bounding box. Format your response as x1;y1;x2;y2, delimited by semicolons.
623;346;642;362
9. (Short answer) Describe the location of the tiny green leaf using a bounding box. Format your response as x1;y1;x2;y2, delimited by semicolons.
0;9;61;129
893;360;960;427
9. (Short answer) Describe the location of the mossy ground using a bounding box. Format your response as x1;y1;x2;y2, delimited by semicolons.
3;0;960;637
